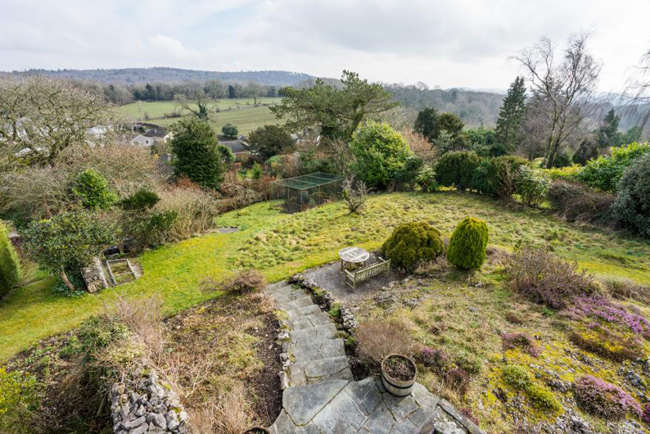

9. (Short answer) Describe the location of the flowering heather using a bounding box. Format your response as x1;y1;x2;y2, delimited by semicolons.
420;346;449;369
505;247;594;309
567;295;650;337
643;403;650;424
502;332;541;357
573;375;641;419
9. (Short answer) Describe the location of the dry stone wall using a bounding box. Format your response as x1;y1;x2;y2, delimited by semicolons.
110;369;188;434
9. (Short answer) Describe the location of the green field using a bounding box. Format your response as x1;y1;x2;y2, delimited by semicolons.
1;192;649;362
116;98;283;135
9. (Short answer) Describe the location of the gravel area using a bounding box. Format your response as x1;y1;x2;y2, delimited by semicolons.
300;253;402;303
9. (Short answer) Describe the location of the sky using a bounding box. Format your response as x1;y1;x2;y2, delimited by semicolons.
1;0;649;92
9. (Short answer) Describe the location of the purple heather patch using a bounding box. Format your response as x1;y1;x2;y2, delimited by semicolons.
573;375;641;418
567;295;650;337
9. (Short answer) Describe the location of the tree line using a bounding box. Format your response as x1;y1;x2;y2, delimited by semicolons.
73;80;281;105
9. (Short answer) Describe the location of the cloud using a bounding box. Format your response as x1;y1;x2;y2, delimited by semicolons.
0;0;649;91
148;34;201;60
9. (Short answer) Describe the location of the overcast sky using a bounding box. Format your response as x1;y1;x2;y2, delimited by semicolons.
2;0;649;92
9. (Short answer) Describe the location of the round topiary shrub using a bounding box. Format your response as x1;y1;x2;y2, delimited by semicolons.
381;221;444;272
446;217;488;270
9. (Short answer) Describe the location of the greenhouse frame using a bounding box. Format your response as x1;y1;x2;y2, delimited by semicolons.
271;172;344;213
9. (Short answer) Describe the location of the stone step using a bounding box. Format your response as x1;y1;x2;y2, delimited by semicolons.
267;284;296;298
272;380;350;431
265;280;289;293
274;291;312;306
290;324;337;347
285;304;321;320
292;338;346;362
284;297;314;310
289;356;353;387
288;310;333;331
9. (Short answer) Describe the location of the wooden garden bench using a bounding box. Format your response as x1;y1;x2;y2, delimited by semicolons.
344;258;391;290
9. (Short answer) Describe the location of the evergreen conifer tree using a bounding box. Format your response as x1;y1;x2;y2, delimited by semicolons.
495;77;527;152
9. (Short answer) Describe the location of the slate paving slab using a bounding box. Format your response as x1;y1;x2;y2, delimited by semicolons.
289;312;333;330
282;380;349;425
290;324;337;346
285;304;322;319
293;339;346;362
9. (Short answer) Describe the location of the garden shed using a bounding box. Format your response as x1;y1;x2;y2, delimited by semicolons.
271;172;343;212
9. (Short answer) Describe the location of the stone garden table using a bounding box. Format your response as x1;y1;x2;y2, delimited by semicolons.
338;246;370;270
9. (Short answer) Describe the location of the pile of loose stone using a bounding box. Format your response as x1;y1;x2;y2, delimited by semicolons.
110;368;188;434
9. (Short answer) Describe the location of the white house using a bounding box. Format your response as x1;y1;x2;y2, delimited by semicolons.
131;135;154;147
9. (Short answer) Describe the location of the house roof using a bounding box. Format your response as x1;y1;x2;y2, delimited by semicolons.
220;139;249;154
131;135;153;145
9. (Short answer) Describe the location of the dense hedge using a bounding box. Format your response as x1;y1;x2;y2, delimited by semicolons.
612;153;650;238
446;217;488;270
350;122;413;189
577;142;649;192
435;151;480;191
382;221;444;272
0;222;21;298
515;166;550;206
472;155;528;198
547;181;614;225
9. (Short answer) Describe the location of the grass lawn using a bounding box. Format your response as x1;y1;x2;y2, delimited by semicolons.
116;98;283;135
1;192;649;361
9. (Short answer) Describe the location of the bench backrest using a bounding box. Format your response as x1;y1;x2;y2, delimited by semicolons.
346;259;390;285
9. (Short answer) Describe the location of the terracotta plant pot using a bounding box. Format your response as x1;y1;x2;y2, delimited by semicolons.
242;427;270;434
381;354;417;397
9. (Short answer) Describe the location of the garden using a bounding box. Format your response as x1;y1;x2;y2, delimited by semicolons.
1;69;650;433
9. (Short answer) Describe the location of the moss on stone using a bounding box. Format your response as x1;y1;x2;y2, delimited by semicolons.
502;365;531;390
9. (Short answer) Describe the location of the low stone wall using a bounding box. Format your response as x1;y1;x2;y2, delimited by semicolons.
290;274;358;333
110;368;188;434
82;257;109;293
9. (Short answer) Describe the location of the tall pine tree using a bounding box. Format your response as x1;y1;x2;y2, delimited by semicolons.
171;118;224;189
598;108;620;147
495;77;527;152
414;107;439;143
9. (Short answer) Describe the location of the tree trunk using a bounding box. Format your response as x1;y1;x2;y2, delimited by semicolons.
544;131;560;168
640;109;650;137
60;269;76;292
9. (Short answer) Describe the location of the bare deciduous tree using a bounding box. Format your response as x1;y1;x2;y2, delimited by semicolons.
342;177;370;214
515;33;601;168
623;48;650;137
0;76;113;167
402;128;437;165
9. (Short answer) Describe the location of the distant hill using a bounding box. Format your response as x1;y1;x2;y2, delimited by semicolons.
10;67;316;86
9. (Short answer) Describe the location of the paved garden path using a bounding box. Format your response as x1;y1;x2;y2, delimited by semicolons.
265;282;483;434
